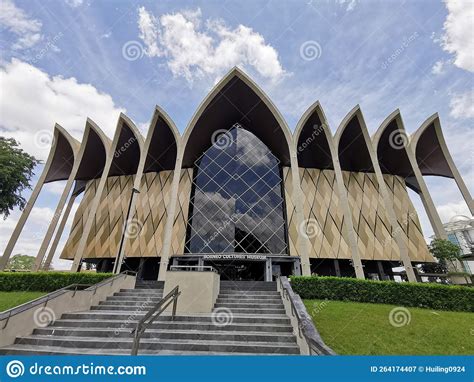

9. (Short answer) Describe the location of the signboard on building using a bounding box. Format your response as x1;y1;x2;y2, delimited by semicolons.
202;254;266;261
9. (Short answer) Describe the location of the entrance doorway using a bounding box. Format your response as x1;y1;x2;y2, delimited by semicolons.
204;260;265;281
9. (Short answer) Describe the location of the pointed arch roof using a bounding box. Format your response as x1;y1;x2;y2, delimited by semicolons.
74;118;111;181
294;101;335;169
181;67;292;167
372;110;420;192
410;113;454;178
108;113;144;177
44;124;81;183
143;105;180;173
334;105;374;173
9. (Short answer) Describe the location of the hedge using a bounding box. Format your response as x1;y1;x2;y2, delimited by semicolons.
290;276;474;312
0;272;113;292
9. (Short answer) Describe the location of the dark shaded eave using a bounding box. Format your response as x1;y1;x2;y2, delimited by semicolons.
295;102;334;170
336;111;374;173
74;122;109;181
182;69;292;168
412;120;454;178
44;126;80;183
108;118;143;177
144;112;179;173
373;115;420;193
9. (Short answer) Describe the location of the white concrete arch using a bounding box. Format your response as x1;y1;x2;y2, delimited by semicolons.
71;113;144;271
411;113;473;216
339;106;417;281
158;67;310;280
374;110;447;240
295;101;364;279
114;105;181;274
0;124;80;270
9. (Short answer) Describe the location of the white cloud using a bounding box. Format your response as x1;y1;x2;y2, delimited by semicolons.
0;59;125;160
431;60;446;75
65;0;83;7
437;200;472;224
0;0;42;49
137;7;286;83
449;91;474;119
337;0;359;12
440;0;474;72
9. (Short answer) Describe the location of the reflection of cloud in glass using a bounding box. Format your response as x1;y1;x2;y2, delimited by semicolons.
186;126;287;254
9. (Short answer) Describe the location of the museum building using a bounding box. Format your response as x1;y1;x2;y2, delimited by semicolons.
1;68;472;283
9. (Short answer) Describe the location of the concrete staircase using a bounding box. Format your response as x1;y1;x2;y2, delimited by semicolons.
0;280;299;355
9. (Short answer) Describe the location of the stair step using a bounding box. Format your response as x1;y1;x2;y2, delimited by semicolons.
50;319;293;332
101;300;161;306
60;312;290;325
106;296;162;302
116;291;163;296
214;303;284;309
32;327;296;343
13;336;299;354
0;344;287;355
216;298;282;304
218;291;280;296
120;288;163;293
213;308;286;315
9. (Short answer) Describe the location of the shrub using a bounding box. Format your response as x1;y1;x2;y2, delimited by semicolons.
0;272;113;292
290;276;474;312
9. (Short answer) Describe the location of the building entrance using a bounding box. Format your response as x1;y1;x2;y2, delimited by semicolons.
204;260;265;281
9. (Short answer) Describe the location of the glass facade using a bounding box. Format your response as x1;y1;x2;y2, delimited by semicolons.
185;125;288;255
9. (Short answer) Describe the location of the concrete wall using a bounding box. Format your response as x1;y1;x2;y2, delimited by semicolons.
163;271;220;314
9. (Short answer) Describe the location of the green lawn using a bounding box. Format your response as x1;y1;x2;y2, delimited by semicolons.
0;291;46;312
305;299;474;355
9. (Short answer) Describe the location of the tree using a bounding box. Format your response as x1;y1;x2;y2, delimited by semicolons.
0;137;40;219
428;238;463;271
7;254;36;271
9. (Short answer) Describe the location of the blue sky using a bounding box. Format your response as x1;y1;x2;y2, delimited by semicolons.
0;0;472;269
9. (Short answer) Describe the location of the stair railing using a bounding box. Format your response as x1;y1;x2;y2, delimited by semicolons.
278;276;335;355
130;286;180;355
0;270;136;328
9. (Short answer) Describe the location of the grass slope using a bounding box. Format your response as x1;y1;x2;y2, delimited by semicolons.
0;291;46;311
305;299;474;355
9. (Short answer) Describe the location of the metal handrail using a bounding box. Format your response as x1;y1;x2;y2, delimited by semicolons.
169;265;218;273
130;286;181;355
0;271;136;326
278;277;335;355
